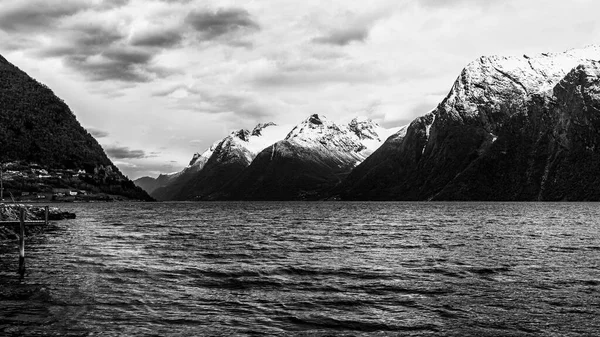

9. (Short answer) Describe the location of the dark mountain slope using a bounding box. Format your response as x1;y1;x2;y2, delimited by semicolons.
0;54;152;201
159;133;255;200
435;62;600;200
211;139;356;200
150;129;255;201
339;46;600;200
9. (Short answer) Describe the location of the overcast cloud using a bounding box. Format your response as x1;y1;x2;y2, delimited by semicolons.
0;0;598;178
104;145;147;159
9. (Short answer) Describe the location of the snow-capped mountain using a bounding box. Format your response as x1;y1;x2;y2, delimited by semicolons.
188;140;219;169
150;122;288;200
204;114;397;200
145;114;394;200
433;60;600;200
338;45;600;200
280;114;393;167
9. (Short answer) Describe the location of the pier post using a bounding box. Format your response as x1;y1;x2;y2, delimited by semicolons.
45;206;49;226
18;207;25;276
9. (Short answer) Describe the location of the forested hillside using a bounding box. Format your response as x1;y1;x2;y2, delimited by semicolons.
0;54;152;201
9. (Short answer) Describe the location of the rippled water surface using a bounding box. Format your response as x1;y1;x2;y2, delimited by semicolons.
1;202;599;336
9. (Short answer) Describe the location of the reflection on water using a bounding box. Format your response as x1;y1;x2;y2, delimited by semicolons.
1;202;599;336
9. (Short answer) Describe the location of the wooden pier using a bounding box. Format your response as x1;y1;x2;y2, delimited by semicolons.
0;206;49;276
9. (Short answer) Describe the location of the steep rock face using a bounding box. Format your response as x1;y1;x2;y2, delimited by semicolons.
435;61;600;200
0;54;152;201
339;46;600;200
210;114;393;200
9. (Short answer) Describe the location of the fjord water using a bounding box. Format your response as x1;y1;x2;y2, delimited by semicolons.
0;202;599;336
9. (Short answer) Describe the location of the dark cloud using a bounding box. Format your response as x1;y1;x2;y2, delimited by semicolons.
34;24;125;58
0;2;261;82
104;47;154;65
151;84;197;97
313;27;369;46
169;89;274;121
87;127;110;138
151;86;180;97
33;22;160;82
0;1;89;32
73;24;126;49
37;19;166;82
64;50;154;83
130;29;183;47
104;145;147;159
100;0;130;9
185;8;260;40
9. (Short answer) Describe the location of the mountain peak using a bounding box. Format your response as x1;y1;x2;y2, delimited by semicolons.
308;114;324;125
348;117;380;141
188;153;201;166
286;114;338;142
553;60;600;100
188;140;220;169
437;45;600;135
252;122;276;136
232;129;251;142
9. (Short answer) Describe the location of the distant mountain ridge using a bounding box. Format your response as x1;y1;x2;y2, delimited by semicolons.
140;115;396;200
211;114;395;200
0;54;153;201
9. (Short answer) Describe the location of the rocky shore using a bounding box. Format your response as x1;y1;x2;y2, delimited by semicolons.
0;204;76;240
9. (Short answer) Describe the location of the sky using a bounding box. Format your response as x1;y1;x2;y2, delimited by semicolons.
0;0;598;179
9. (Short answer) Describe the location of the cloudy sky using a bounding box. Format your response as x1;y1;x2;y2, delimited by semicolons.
0;0;598;179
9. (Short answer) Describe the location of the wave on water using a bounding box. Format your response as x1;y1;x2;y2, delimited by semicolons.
1;202;599;336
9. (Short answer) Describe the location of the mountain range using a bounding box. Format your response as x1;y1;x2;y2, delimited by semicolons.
146;115;398;200
137;45;600;201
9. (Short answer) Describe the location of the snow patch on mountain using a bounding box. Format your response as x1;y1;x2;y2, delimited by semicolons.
188;140;220;170
286;114;363;152
425;113;435;138
244;123;292;153
186;122;291;168
441;45;600;127
284;114;396;156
